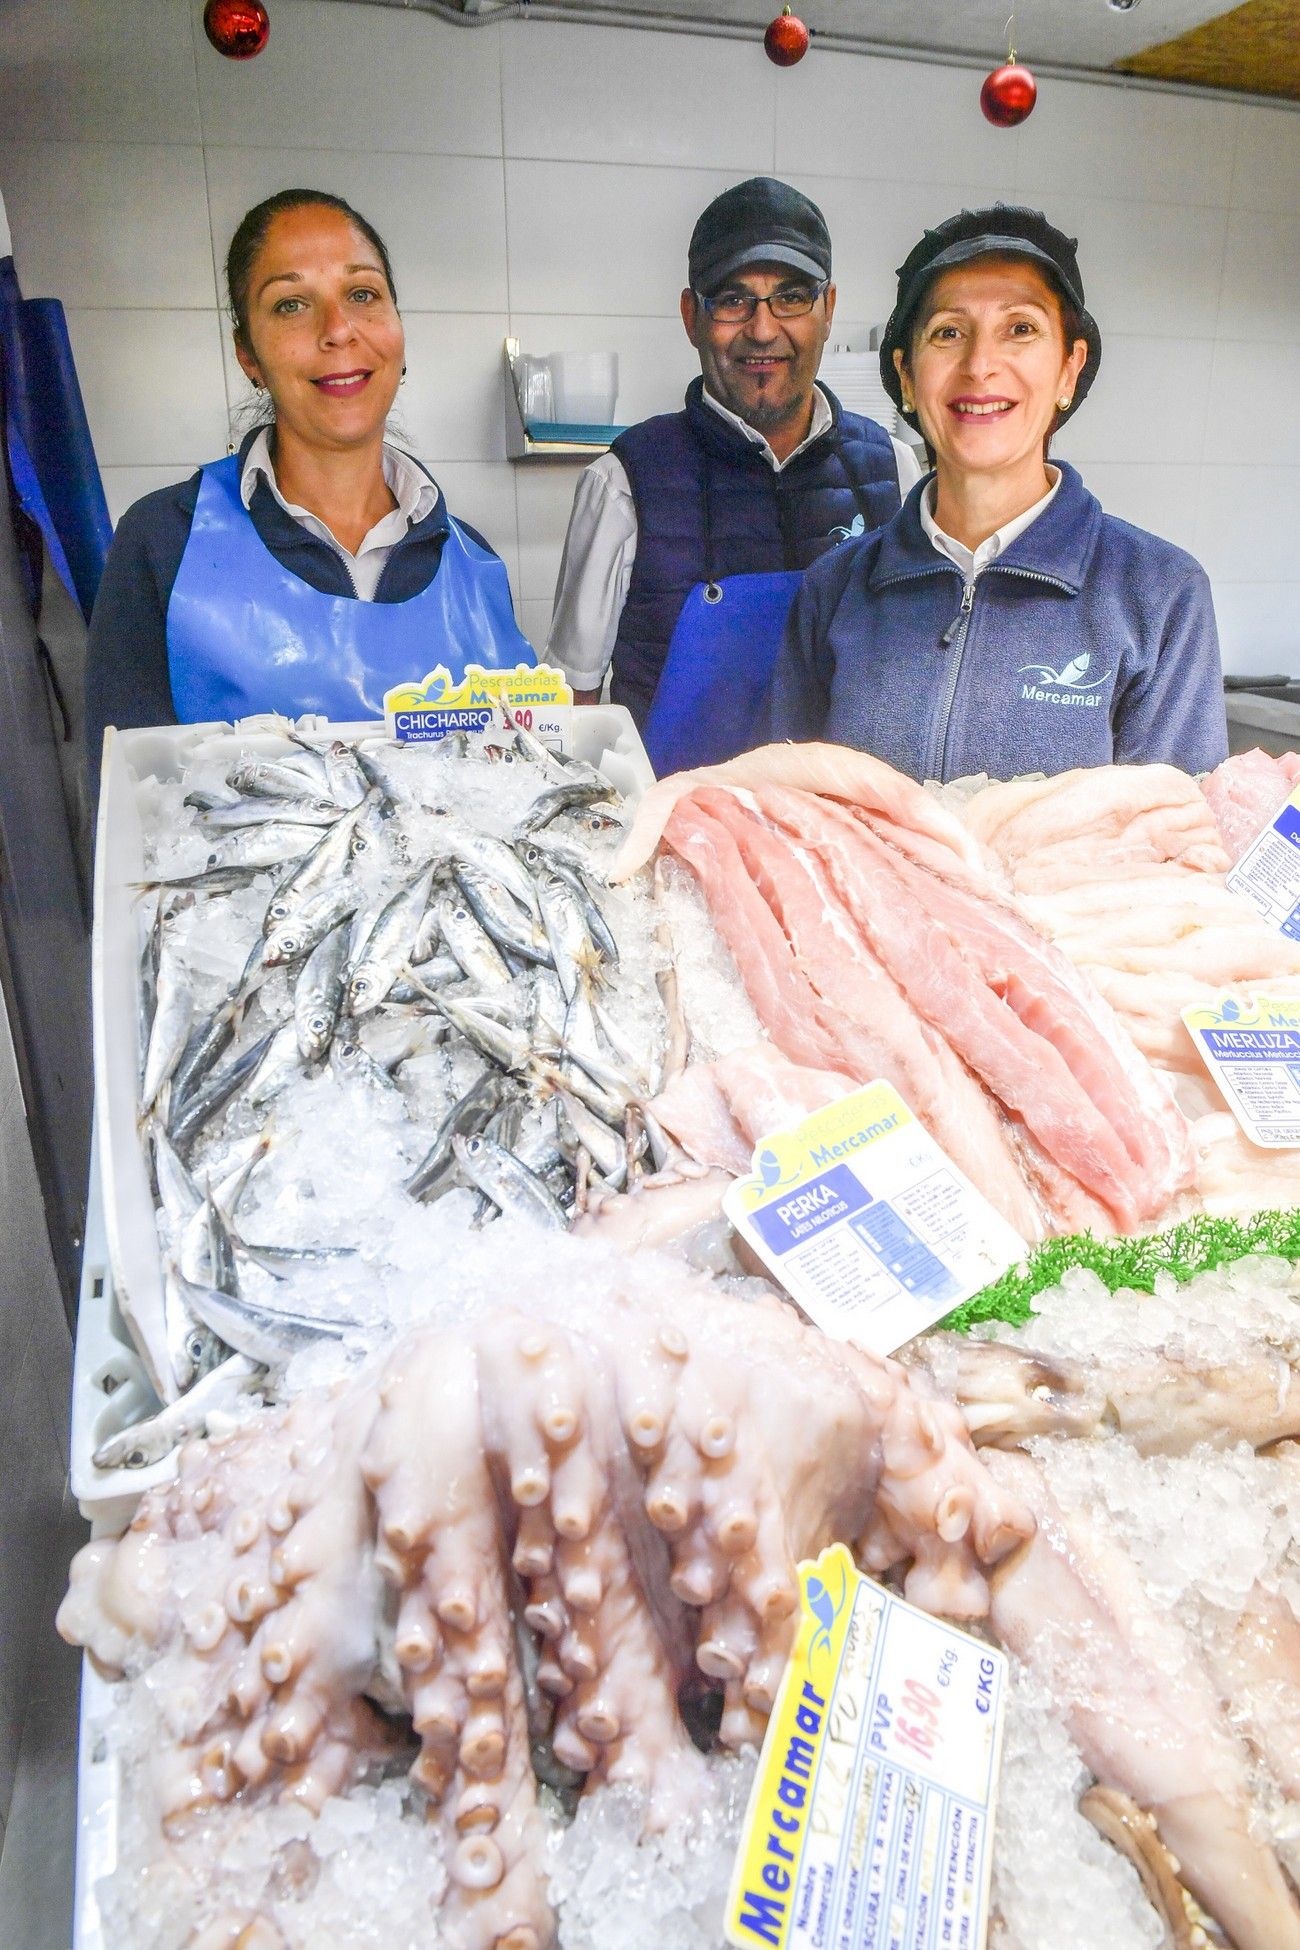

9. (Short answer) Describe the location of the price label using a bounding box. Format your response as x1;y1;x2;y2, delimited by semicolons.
383;662;573;747
725;1545;1006;1950
723;1083;1026;1357
1183;993;1300;1148
1227;785;1300;940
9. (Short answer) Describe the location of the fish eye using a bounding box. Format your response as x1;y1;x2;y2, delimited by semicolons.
187;1332;205;1360
127;1448;146;1468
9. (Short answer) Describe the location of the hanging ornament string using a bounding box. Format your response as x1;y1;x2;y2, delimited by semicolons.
980;13;1037;126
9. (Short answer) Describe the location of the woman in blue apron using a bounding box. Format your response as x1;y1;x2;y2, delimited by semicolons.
85;190;531;790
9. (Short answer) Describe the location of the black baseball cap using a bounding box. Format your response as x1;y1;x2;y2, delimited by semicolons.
688;177;832;295
879;204;1102;429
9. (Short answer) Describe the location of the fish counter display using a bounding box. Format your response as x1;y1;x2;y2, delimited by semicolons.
59;726;1300;1950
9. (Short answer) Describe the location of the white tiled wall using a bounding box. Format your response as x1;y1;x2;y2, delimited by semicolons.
0;0;1296;670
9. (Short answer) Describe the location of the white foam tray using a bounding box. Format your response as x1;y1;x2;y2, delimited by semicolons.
80;708;653;1530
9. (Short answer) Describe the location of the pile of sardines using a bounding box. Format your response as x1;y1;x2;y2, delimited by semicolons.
108;718;667;1471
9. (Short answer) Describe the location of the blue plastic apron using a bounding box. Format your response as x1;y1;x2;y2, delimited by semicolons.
166;454;533;725
642;569;801;776
641;440;877;777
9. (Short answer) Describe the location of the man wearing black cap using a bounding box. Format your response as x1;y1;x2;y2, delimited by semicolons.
547;177;919;773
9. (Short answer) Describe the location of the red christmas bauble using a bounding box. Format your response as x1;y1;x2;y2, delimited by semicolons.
764;7;810;66
980;62;1037;126
203;0;270;60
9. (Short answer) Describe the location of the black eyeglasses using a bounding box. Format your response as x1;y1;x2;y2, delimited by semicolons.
695;281;829;323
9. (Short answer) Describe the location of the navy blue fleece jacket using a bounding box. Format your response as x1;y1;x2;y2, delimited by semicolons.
764;463;1227;782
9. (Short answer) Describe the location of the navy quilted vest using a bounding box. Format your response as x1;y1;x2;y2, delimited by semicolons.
609;378;899;722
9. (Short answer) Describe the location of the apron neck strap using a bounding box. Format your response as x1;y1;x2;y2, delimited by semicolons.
699;445;722;598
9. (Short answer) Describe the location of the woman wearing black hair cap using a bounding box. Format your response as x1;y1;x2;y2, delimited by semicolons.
86;190;531;791
765;205;1228;782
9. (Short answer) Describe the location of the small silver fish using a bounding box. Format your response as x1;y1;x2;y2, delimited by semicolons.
436;890;512;991
151;1119;201;1229
513;779;617;839
245;1020;302;1108
197;798;338;834
454;863;551;964
169;1027;280;1154
536;869;603;1005
227;755;336;808
294;918;350;1062
437;827;541;919
451;1132;569;1231
330;1035;402;1093
427;990;534;1072
262;794;377;930
403;1070;507;1202
141;937;194;1117
92;1354;263;1471
553;1086;624;1181
349;864;437;1015
263;878;359;967
181;1275;355;1366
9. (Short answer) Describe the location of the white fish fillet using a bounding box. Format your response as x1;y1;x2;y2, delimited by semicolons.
613;741;987;882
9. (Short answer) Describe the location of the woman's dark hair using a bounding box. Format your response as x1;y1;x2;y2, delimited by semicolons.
225;189;398;353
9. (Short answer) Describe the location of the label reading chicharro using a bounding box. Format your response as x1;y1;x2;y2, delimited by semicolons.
1183;994;1300;1148
723;1082;1026;1358
1227;785;1300;940
725;1544;1007;1950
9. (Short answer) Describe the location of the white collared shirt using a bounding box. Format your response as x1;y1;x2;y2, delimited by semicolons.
920;466;1061;584
239;428;439;600
547;385;923;690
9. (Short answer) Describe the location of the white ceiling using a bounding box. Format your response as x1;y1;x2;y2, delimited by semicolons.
518;1;1240;75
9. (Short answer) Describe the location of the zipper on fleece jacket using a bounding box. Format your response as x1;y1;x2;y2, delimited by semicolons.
926;579;975;781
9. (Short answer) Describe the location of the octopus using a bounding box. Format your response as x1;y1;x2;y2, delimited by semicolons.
58;1268;1033;1950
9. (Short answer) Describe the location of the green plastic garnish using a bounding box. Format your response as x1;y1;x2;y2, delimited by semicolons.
940;1208;1300;1335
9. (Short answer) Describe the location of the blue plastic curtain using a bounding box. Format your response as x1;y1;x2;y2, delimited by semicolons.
0;254;112;622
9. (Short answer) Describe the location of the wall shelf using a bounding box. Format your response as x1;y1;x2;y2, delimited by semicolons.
503;340;626;461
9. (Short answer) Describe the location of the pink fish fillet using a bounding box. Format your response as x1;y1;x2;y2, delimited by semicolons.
714;1042;859;1146
1201;747;1296;863
649;1063;753;1176
660;799;849;1074
752;784;1154;1230
691;789;1044;1240
650;1042;860;1176
846;806;1195;1215
613;741;985;883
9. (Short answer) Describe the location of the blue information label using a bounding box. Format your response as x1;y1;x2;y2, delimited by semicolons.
747;1163;871;1256
392;707;496;742
849;1205;961;1304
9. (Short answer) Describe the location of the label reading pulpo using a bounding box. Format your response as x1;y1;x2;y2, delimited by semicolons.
725;1544;1007;1950
1183;994;1300;1147
383;662;573;747
723;1083;1026;1356
1227;786;1300;940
